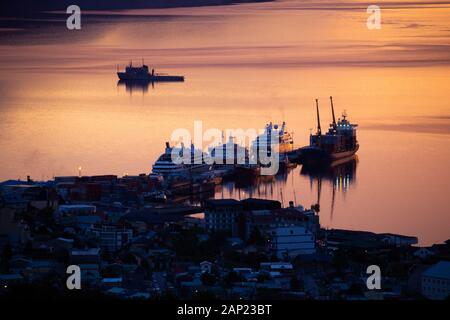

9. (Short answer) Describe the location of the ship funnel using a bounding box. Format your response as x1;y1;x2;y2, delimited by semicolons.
316;99;322;136
330;96;337;130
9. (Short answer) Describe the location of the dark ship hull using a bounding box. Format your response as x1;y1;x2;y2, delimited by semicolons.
117;72;184;82
299;144;359;165
235;165;260;180
300;155;357;180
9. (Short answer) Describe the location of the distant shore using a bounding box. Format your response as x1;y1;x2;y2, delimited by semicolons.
0;0;273;17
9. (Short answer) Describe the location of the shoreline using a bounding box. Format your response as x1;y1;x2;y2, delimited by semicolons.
0;0;273;17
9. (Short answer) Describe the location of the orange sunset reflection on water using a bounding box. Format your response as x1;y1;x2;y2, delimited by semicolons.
0;0;449;245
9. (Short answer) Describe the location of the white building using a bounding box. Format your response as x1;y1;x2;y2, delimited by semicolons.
267;226;316;259
260;262;293;272
204;199;242;233
421;261;450;300
413;247;435;260
380;233;418;247
91;225;133;252
200;261;213;273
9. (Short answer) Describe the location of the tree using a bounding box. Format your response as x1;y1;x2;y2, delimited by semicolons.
347;283;364;296
200;272;217;286
224;271;243;287
248;228;264;246
290;276;303;291
332;248;348;271
257;272;270;283
38;206;55;225
192;289;216;300
1;242;13;272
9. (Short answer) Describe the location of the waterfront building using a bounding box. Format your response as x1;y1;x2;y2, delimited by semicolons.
421;261;450;300
204;199;242;233
267;225;316;258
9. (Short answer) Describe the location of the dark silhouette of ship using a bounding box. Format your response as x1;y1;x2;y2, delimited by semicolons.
299;97;359;165
117;79;152;94
301;155;358;222
117;61;184;82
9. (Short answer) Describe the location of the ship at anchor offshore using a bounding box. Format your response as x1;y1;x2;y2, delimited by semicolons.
117;61;184;82
299;96;359;165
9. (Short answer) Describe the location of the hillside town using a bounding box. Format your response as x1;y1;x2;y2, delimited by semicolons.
0;174;449;300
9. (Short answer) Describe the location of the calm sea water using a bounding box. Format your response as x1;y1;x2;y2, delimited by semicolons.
0;0;449;245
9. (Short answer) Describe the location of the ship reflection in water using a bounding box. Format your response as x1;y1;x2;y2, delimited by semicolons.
215;155;358;223
216;167;292;203
117;79;154;95
300;155;358;222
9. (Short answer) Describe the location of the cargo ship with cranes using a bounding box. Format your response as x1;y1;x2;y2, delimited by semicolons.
299;96;359;165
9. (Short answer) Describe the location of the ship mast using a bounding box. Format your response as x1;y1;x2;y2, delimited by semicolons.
330;179;336;223
316;99;322;136
317;176;322;208
330;96;337;131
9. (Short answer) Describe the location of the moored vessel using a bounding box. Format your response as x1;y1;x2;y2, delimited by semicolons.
252;121;294;156
299;97;359;165
151;142;212;179
209;135;250;176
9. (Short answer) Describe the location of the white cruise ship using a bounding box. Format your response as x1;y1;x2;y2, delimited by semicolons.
252;121;294;155
152;142;212;178
209;135;249;169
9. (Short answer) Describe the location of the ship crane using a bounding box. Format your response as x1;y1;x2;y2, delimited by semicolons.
315;99;322;148
330;96;337;132
316;99;322;136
